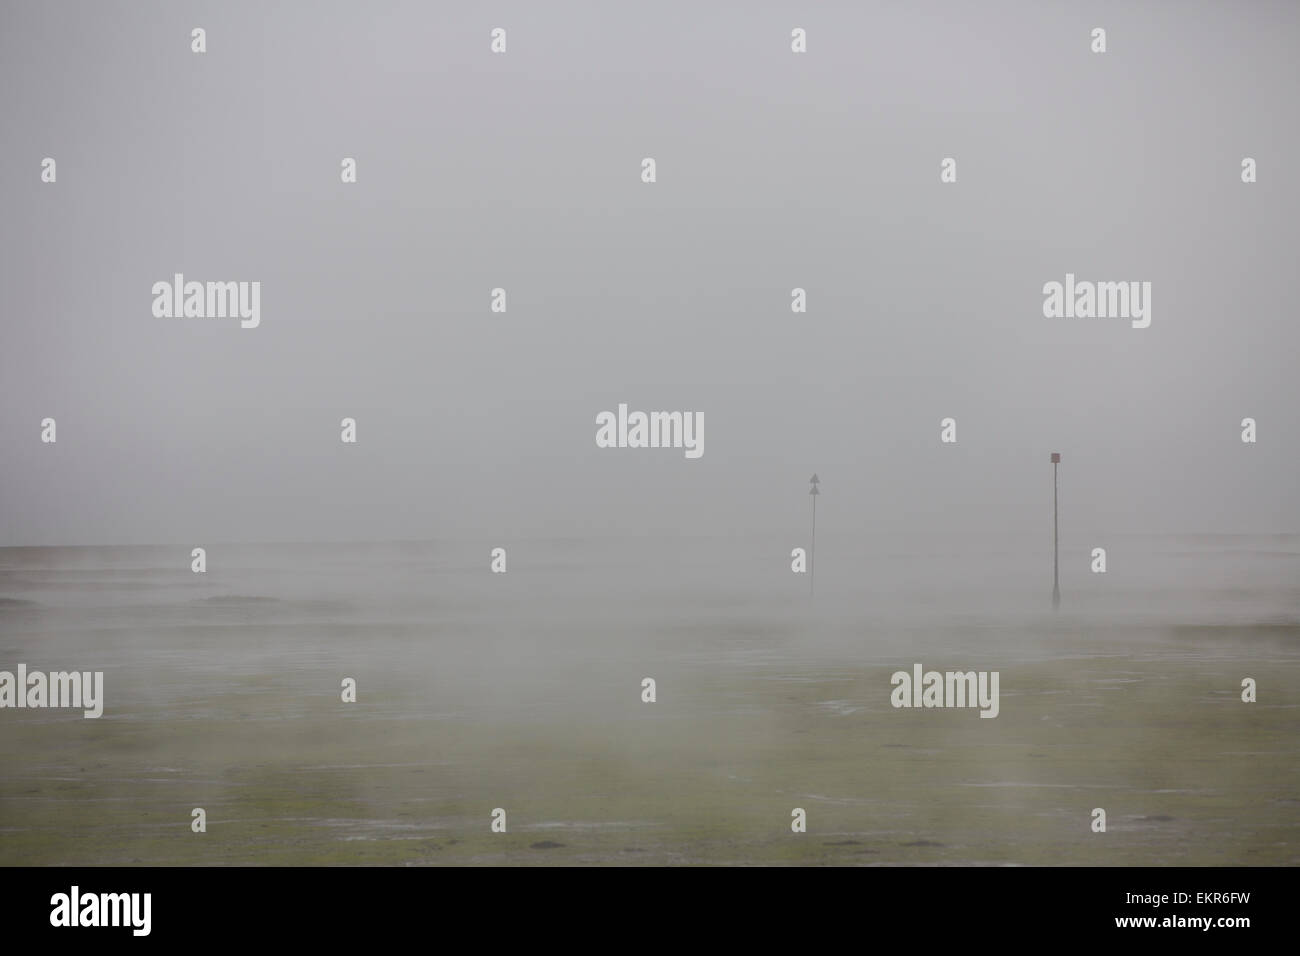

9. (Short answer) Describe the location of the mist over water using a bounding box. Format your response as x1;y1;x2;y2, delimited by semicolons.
1;0;1298;866
5;531;1296;619
4;534;1298;695
3;534;1299;865
2;539;1298;865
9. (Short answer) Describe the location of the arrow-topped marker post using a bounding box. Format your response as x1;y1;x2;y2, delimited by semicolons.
809;474;820;596
1051;453;1061;610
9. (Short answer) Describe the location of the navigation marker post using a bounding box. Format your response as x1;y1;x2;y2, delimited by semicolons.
809;474;820;596
1051;453;1061;610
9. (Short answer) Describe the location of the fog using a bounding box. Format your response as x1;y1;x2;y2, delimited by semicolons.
2;2;1299;868
1;0;1297;547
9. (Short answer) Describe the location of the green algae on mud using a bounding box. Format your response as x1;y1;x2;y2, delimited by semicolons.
1;632;1296;866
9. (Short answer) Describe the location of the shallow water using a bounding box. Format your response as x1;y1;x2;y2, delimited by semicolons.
0;535;1297;865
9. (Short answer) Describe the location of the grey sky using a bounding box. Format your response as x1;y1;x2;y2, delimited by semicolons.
1;1;1296;546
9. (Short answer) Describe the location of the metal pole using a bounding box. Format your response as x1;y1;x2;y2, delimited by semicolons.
808;474;820;596
1052;459;1060;609
810;492;816;596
